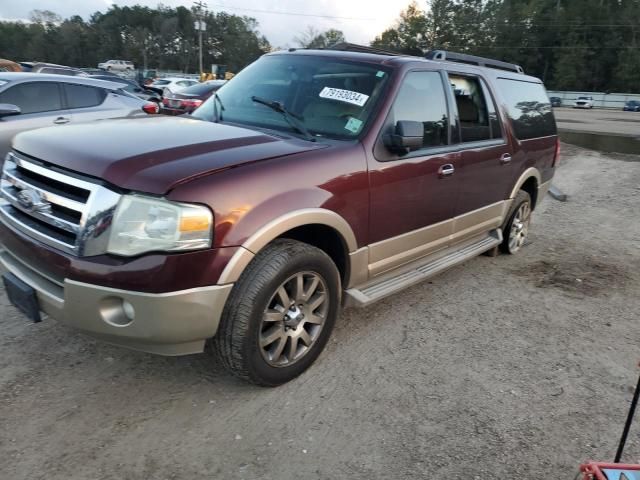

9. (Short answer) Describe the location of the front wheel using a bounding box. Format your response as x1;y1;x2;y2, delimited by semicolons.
500;190;532;254
212;239;341;386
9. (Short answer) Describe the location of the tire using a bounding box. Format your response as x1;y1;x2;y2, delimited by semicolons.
106;66;111;71
500;190;532;255
212;239;341;386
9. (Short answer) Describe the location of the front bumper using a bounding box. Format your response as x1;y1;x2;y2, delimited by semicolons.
0;246;233;355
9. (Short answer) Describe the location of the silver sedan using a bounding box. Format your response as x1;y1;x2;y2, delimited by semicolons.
0;73;157;160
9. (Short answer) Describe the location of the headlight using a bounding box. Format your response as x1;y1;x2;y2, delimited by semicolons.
106;194;213;256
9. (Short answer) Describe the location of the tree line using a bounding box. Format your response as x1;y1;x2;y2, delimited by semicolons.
372;0;640;92
0;6;270;74
0;1;638;91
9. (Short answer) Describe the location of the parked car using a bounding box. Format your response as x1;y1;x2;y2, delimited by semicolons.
30;63;88;76
0;48;558;386
0;59;22;73
161;80;225;115
90;75;161;103
146;77;199;97
98;60;135;72
574;96;594;109
81;68;118;76
0;72;158;159
550;96;562;107
623;100;640;112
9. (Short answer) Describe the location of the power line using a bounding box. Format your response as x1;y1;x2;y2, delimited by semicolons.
207;3;376;21
206;4;640;27
447;45;640;49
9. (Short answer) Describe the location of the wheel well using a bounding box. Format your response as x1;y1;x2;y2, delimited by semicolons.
520;176;538;209
277;224;348;285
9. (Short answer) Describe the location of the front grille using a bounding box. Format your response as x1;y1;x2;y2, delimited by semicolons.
0;151;121;256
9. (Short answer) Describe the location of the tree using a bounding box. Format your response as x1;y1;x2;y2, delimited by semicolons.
0;5;270;74
371;1;428;54
295;27;346;48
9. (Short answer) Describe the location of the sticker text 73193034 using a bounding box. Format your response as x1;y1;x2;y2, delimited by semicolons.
319;87;369;107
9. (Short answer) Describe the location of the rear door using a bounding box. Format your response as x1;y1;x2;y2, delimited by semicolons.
0;81;69;157
62;83;114;123
446;72;513;238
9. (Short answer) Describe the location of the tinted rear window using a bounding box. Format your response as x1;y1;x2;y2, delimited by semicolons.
181;83;218;95
63;84;106;109
497;78;556;140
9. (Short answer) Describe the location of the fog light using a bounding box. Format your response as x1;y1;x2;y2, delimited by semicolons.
99;297;135;327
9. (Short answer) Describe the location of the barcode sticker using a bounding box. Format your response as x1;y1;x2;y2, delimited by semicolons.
319;87;369;107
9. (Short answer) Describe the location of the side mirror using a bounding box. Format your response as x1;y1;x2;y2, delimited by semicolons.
0;104;21;117
384;120;423;154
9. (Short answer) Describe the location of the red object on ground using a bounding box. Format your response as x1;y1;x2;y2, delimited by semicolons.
580;462;640;480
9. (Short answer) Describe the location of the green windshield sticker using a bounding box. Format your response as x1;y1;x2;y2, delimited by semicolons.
344;117;363;134
376;71;385;78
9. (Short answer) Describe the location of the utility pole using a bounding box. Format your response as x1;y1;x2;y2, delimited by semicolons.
194;0;207;75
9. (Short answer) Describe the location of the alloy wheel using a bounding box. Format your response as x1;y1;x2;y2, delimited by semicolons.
508;201;531;253
259;271;329;367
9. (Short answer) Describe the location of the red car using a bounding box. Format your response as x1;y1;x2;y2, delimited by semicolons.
161;80;226;115
0;47;558;386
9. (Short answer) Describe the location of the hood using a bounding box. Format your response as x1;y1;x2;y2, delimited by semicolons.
13;116;324;195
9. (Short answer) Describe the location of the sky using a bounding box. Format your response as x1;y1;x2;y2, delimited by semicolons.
0;0;416;47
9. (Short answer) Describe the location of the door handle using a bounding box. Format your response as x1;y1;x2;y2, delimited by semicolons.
53;117;70;124
500;153;512;164
438;164;455;178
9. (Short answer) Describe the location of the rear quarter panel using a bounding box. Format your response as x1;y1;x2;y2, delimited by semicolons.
483;72;558;191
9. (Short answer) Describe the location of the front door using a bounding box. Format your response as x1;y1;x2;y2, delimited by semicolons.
0;81;70;160
366;70;461;277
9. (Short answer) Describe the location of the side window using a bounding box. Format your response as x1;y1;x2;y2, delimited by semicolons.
390;71;449;149
63;84;106;109
0;82;62;114
480;80;502;139
449;74;491;143
497;78;556;140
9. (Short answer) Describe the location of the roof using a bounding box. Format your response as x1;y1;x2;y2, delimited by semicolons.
268;48;542;83
267;48;409;66
0;71;132;90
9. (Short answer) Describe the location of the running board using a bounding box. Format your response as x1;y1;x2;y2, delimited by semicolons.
344;229;502;308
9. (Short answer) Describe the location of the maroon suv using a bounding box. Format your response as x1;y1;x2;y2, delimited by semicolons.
0;48;558;386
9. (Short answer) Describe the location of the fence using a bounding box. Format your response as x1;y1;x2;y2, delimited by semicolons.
547;90;640;109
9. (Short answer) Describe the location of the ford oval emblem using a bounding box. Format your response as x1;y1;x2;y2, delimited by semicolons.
16;189;51;214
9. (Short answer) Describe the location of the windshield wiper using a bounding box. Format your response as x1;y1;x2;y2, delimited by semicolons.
213;92;225;122
251;95;316;142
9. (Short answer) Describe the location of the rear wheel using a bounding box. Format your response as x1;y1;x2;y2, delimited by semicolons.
500;190;532;254
212;239;340;386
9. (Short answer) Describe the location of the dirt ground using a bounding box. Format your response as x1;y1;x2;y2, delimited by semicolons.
1;144;639;480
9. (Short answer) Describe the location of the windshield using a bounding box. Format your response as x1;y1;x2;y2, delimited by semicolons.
578;96;591;100
192;54;391;139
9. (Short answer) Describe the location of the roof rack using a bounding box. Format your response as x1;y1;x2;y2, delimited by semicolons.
323;42;400;56
426;50;524;74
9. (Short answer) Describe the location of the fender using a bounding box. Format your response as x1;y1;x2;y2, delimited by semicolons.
509;167;541;200
218;208;358;284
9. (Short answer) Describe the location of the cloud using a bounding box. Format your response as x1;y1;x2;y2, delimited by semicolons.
0;0;414;47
